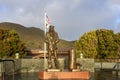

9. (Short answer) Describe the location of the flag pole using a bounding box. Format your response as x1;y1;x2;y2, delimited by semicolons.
44;12;47;70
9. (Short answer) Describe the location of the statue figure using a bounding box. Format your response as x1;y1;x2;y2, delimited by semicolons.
69;48;76;70
69;48;81;72
45;25;60;69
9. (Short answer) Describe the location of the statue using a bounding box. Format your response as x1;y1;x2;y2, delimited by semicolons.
69;48;76;70
69;48;81;71
45;25;60;69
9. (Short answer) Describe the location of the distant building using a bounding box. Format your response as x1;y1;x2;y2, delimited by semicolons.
25;49;69;59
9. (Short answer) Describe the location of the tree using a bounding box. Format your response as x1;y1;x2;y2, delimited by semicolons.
96;29;118;58
76;29;118;58
114;33;120;57
75;30;98;58
0;28;26;58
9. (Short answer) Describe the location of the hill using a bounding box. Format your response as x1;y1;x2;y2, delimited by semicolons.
0;22;75;50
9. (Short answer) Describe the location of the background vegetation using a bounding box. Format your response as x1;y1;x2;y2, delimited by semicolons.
1;22;120;59
0;22;75;50
76;29;120;58
0;28;26;58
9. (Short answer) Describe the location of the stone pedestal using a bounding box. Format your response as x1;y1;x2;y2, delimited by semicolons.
38;71;90;80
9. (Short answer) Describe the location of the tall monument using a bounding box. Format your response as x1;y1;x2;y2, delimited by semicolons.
39;25;90;80
45;25;60;69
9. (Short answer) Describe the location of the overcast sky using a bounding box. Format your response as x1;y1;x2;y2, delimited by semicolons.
0;0;120;41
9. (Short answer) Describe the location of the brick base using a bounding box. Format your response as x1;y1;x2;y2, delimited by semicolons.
38;71;90;80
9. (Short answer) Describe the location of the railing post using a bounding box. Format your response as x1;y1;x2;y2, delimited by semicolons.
0;59;15;80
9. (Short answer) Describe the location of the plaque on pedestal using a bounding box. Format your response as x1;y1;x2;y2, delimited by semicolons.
71;69;81;72
46;69;61;72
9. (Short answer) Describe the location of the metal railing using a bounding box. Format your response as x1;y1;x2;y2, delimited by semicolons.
95;58;120;62
0;59;15;80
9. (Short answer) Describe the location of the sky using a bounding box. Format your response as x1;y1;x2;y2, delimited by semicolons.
0;0;120;41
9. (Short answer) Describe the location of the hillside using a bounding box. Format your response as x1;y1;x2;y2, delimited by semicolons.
0;22;75;50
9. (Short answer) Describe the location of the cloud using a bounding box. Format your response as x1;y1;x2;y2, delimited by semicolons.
106;0;120;32
44;0;117;40
0;0;120;40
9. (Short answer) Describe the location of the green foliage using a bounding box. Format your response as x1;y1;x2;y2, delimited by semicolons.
114;33;120;45
0;22;74;50
75;31;98;58
76;29;119;58
96;29;118;58
0;28;26;58
114;33;120;57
